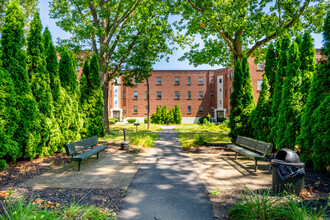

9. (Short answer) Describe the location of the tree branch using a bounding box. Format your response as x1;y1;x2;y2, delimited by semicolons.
247;0;311;58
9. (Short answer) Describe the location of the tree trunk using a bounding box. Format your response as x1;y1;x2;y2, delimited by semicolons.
147;79;150;130
102;82;110;134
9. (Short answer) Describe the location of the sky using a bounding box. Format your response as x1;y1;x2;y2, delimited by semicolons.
38;1;324;71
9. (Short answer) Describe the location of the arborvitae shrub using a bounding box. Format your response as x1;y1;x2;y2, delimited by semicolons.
0;68;18;169
264;43;278;98
174;105;182;124
275;41;302;150
0;0;40;160
127;119;137;124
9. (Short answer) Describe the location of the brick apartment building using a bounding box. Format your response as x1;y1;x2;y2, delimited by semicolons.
75;50;323;124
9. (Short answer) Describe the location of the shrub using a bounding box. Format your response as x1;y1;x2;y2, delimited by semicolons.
144;117;148;124
127;119;136;123
109;119;116;125
217;117;227;123
0;159;8;170
199;117;209;124
193;134;208;146
109;118;118;123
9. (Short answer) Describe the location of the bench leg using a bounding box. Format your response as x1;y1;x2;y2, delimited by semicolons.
97;152;99;159
255;160;258;172
235;152;238;160
78;161;81;172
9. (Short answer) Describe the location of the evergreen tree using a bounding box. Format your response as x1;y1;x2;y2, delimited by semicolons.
27;12;62;156
229;59;244;141
298;12;330;164
249;74;271;142
168;109;174;124
0;68;18;169
85;54;104;137
264;43;277;98
43;27;60;98
310;93;330;172
79;59;90;138
240;55;255;137
299;32;316;106
268;34;291;144
0;0;40;159
275;41;302;150
174;105;182;124
58;47;81;142
162;105;168;123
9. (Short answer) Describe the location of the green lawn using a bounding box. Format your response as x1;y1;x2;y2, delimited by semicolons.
109;123;162;132
173;123;230;133
101;131;159;148
177;133;231;149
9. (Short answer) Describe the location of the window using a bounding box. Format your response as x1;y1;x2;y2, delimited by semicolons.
123;91;126;98
219;88;222;93
219;78;222;83
157;91;162;99
187;77;191;85
174;77;180;85
211;106;214;113
230;70;234;80
188;106;191;114
199;91;203;99
210;76;214;83
133;78;138;84
211;91;215;97
219;100;222;105
145;91;148;99
198;77;203;85
145;106;148;114
115;100;118;105
258;80;263;91
133;91;138;99
187;91;191;99
133;106;138;114
123;106;126;113
199;106;204;113
115;89;118;93
257;62;264;70
174;91;180;99
156;77;162;85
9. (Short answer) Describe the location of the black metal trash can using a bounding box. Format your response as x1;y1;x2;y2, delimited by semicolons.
271;149;305;195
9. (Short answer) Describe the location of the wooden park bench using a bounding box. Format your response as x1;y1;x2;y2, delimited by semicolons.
65;136;107;171
227;136;273;171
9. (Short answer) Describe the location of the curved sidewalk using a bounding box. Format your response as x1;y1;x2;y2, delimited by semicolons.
119;127;214;220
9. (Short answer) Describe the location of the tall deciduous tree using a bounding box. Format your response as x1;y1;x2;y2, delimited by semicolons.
49;0;177;133
0;0;40;159
240;55;255;137
268;33;291;144
298;12;330;165
178;0;327;66
275;41;302;150
0;67;18;169
249;74;271;142
229;59;243;141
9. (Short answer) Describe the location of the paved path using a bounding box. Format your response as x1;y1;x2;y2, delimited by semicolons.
119;127;214;220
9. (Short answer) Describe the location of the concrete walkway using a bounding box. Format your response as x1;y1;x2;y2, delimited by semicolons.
119;127;214;220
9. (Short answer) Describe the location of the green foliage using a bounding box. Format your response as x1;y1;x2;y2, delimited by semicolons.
264;43;278;98
249;74;271;142
275;41;302;150
174;105;182;124
193;134;208;146
269;34;291;144
27;12;62;157
128;133;159;148
177;133;230;149
109;119;116;125
0;0;40;160
144;117;148;124
161;105;168;123
0;67;18;168
240;55;255;137
299;32;316;106
229;59;244;141
109;118;119;123
127;119;137;124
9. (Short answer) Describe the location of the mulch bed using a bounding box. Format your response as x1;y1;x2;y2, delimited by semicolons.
185;144;330;219
0;143;142;214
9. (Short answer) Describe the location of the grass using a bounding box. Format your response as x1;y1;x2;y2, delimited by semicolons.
109;123;162;132
0;195;116;220
228;188;330;220
173;123;230;133
101;132;159;148
177;133;231;149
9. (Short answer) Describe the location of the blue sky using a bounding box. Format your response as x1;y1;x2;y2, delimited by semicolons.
38;1;323;70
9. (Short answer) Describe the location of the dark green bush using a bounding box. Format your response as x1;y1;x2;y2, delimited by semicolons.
199;117;209;124
109;119;116;125
217;117;227;123
127;119;136;123
0;159;8;170
144;117;148;123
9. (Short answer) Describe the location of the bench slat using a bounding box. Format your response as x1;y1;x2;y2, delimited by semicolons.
65;136;98;156
227;144;266;160
236;136;272;155
71;145;107;161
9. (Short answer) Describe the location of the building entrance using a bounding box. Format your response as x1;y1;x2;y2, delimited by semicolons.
216;110;225;122
113;110;120;120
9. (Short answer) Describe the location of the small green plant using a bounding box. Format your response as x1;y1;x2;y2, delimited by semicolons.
127;118;136;124
109;118;118;123
193;134;208;146
109;119;116;125
49;161;54;166
0;159;8;170
210;188;220;196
